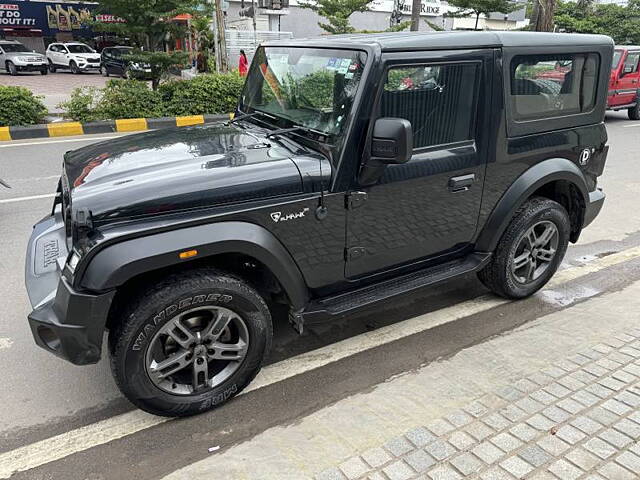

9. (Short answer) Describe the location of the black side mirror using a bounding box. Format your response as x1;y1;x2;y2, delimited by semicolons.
359;118;413;185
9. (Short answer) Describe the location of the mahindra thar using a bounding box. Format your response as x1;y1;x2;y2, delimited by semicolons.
25;31;612;416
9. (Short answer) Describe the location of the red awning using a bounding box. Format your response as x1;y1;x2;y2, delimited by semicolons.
173;13;192;21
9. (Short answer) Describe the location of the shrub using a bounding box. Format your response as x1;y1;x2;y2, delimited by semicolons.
96;79;164;120
58;87;101;123
0;86;48;127
160;72;244;116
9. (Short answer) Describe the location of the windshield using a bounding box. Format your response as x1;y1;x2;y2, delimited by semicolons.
67;44;94;54
612;50;623;71
241;47;367;136
1;43;30;53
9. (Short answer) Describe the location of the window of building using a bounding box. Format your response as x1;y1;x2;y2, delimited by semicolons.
381;62;479;149
510;53;600;121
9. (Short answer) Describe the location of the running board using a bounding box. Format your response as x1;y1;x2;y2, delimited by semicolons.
300;252;492;325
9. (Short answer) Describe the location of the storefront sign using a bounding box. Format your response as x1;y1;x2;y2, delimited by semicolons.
0;3;38;27
0;2;100;35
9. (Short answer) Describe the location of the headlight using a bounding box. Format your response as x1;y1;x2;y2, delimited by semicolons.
131;62;141;70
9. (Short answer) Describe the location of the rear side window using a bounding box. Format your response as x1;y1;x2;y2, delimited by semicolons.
381;62;479;149
510;53;600;121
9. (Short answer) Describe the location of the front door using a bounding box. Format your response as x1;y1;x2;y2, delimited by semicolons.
346;49;493;278
613;51;640;107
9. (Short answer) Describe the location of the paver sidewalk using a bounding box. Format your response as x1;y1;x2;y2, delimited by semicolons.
317;331;640;480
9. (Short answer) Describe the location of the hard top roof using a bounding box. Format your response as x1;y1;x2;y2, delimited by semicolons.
263;31;613;51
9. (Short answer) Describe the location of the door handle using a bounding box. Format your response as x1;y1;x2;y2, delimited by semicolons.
449;174;475;192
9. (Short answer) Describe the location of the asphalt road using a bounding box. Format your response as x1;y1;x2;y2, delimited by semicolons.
1;113;640;479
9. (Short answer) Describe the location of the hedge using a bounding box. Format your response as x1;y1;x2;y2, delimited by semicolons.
59;72;244;122
0;86;48;127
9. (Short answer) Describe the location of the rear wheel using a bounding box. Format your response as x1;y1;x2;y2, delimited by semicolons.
109;268;272;417
628;101;640;120
7;62;17;76
478;197;570;299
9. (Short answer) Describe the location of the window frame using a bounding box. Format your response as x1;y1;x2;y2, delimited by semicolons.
377;59;483;154
503;46;609;138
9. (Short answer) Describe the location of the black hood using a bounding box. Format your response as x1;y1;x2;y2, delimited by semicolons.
63;123;312;224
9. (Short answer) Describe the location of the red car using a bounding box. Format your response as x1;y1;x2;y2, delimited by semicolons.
608;46;640;119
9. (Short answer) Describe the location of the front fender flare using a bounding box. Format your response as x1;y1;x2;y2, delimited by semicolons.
475;158;588;253
79;221;309;310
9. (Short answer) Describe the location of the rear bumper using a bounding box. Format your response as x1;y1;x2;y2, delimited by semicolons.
25;207;114;365
583;188;605;228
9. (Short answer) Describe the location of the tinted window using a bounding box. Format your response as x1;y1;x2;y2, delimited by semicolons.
1;43;30;53
67;44;94;54
624;52;639;73
381;63;479;149
510;53;600;121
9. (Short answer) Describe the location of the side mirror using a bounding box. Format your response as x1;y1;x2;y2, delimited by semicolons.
359;118;413;185
622;64;635;75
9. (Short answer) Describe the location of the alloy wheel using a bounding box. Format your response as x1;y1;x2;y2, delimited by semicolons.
510;220;559;284
145;306;249;395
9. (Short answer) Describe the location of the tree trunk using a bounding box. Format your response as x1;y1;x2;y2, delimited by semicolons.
410;0;421;31
474;13;480;30
533;0;556;32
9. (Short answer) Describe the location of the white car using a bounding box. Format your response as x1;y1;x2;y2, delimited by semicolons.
46;42;101;74
0;40;48;76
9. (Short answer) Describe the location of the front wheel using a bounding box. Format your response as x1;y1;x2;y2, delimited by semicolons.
48;60;56;73
40;68;48;76
69;61;80;74
478;197;570;299
109;268;272;417
101;65;109;77
7;62;17;76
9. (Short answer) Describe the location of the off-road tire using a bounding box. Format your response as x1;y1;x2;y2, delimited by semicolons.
628;101;640;120
109;268;272;417
477;197;570;299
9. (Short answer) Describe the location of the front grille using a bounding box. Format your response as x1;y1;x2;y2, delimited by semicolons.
87;58;100;64
25;57;42;63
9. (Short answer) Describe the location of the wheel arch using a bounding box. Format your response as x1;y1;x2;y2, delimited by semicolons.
476;158;589;253
79;221;310;313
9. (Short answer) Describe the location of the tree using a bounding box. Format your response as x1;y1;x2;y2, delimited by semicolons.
410;0;421;31
299;0;374;34
447;0;520;30
530;0;557;32
94;0;202;50
554;0;640;44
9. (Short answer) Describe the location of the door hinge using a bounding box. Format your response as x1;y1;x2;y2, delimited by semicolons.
346;246;366;261
347;191;368;210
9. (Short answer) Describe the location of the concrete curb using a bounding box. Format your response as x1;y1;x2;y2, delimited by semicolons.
0;114;230;142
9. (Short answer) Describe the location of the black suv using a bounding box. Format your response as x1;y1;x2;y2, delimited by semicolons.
100;46;152;79
25;32;612;417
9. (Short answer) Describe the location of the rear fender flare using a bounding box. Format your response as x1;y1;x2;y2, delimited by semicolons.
475;158;588;253
79;221;309;310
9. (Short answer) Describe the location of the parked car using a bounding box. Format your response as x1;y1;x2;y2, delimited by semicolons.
607;46;640;119
0;40;47;76
25;32;612;417
100;46;152;79
46;42;101;74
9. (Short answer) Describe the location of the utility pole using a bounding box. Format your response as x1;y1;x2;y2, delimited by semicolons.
216;0;228;72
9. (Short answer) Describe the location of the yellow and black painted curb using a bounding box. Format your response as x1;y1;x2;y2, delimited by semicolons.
0;114;230;142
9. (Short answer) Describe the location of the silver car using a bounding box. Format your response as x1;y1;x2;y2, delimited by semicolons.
0;41;48;76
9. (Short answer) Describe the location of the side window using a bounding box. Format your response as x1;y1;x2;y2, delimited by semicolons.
624;52;639;73
381;63;479;149
103;49;112;59
510;53;600;121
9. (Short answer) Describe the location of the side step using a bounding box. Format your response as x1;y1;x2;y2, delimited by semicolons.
301;252;492;324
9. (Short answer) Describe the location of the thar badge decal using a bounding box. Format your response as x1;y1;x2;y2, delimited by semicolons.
270;207;310;223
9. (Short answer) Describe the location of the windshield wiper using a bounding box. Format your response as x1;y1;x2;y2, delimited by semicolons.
266;125;326;140
227;112;260;125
